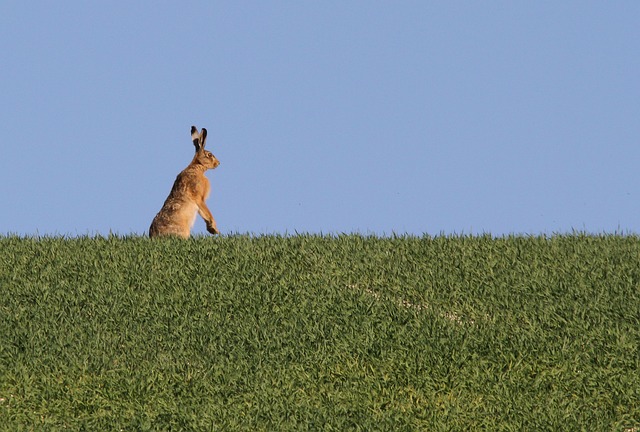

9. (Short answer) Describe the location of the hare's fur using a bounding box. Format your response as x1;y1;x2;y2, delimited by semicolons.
149;126;220;238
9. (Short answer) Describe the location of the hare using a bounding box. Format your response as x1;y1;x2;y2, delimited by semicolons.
149;126;220;238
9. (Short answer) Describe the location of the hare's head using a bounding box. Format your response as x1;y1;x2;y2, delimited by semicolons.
191;126;220;170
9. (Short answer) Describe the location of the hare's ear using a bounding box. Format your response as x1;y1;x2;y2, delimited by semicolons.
191;125;201;152
200;128;208;150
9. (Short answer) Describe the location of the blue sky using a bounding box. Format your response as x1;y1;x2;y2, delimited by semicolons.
1;2;639;236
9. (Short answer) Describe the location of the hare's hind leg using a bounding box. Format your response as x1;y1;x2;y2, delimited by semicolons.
149;207;193;239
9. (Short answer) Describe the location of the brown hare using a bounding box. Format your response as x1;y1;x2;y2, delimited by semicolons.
149;126;220;238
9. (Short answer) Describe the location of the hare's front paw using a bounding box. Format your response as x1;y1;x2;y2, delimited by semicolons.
206;223;220;235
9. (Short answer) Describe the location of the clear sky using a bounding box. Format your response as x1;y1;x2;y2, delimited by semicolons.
2;2;639;236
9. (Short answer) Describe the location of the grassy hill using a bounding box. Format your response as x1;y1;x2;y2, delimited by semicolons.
1;234;639;430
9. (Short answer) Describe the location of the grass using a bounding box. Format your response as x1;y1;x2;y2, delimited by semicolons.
1;233;639;430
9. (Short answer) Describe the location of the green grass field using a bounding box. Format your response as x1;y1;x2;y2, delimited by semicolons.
1;234;639;430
